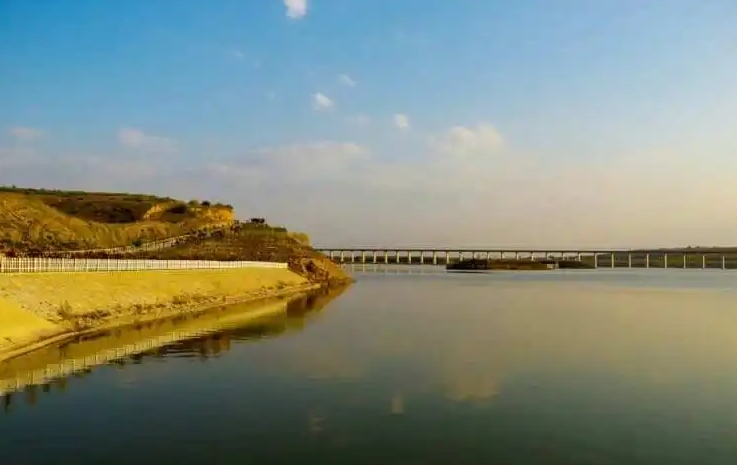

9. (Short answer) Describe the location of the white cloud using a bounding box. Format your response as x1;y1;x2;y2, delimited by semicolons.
8;127;43;141
346;114;371;127
117;127;177;154
338;74;356;87
214;141;370;185
232;49;244;59
8;120;737;250
431;122;504;158
353;124;509;195
284;0;307;19
312;92;335;111
221;124;734;249
393;114;410;130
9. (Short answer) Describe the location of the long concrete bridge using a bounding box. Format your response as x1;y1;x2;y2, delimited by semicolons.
314;248;737;270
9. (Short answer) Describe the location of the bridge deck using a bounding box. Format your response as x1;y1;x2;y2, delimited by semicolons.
314;248;737;254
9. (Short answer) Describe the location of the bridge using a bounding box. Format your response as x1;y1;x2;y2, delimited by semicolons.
314;248;737;270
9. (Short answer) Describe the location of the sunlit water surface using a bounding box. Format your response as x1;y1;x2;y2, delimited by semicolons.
2;267;737;465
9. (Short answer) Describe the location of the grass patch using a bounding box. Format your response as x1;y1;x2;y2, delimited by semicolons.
0;187;234;252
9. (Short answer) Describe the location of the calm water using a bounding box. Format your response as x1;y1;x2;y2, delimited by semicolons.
2;267;737;464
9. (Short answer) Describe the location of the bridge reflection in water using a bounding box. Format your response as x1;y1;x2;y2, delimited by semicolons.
0;285;349;413
345;264;445;275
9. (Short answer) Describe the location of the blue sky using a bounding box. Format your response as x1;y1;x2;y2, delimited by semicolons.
1;0;736;248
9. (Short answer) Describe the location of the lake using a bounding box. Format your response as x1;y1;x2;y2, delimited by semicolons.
2;266;737;464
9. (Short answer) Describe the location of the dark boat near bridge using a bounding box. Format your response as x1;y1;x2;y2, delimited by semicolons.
446;258;594;271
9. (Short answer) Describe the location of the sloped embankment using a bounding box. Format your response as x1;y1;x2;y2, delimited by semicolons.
0;284;351;396
0;266;320;362
66;226;352;285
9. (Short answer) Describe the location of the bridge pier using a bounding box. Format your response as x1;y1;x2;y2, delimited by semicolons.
432;252;438;265
702;255;706;269
646;253;650;268
628;253;632;268
722;255;726;270
664;253;668;269
373;251;378;264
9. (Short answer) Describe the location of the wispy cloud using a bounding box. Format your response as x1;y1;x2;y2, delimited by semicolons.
7;124;737;250
347;114;371;127
8;126;43;141
231;49;244;59
393;114;410;131
117;128;177;154
338;73;356;87
313;92;335;111
197;122;737;247
431;122;504;157
209;141;370;185
284;0;307;19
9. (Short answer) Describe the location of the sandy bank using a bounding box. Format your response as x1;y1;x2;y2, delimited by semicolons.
0;298;292;395
0;267;317;362
0;284;349;395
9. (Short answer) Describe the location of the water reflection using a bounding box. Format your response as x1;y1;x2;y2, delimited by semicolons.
390;392;404;414
3;270;737;464
0;285;349;413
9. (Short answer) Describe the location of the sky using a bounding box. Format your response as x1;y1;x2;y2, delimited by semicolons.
1;0;736;249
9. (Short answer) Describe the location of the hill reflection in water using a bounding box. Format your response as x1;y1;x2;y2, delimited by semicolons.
0;285;350;413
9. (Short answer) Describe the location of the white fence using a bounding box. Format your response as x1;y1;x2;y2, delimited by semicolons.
0;258;287;273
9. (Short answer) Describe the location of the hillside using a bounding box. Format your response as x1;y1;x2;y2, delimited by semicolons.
43;224;350;284
0;186;350;284
0;187;234;252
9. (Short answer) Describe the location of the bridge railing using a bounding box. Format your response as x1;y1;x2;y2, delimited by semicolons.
314;249;737;270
